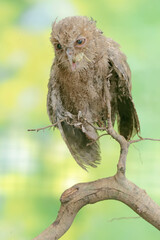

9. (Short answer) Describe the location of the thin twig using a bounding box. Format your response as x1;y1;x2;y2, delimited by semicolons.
28;123;57;132
87;133;109;146
83;118;107;131
129;138;160;144
108;216;140;222
27;119;65;132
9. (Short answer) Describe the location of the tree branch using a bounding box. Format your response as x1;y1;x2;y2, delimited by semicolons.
34;176;160;240
129;137;160;144
27;119;65;132
32;91;160;239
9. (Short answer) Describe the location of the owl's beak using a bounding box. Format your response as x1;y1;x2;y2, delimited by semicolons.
66;48;77;71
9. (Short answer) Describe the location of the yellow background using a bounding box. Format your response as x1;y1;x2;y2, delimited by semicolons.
0;0;160;239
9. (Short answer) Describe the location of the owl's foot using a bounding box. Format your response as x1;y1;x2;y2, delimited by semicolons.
56;109;75;122
78;111;83;120
64;111;75;119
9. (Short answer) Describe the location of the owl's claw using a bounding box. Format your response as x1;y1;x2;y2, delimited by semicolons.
78;111;83;120
64;111;74;119
74;122;82;128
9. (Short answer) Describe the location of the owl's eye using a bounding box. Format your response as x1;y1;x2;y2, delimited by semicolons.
77;39;83;44
57;43;62;50
75;38;86;47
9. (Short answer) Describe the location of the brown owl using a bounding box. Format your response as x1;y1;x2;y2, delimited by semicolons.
47;16;140;169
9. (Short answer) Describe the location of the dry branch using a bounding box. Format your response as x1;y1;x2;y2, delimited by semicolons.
32;97;160;239
27;119;65;132
34;175;160;240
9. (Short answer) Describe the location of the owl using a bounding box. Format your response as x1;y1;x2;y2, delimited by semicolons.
47;16;140;170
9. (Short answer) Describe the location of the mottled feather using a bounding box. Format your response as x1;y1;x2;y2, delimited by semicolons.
47;16;140;169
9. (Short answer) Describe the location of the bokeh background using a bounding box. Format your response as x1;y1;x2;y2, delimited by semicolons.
0;0;160;239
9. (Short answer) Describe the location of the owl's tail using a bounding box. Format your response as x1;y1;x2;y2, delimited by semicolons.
57;121;101;170
117;96;140;140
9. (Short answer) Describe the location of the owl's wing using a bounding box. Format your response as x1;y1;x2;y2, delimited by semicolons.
107;38;140;140
58;121;101;170
47;78;57;124
47;63;66;124
47;67;100;170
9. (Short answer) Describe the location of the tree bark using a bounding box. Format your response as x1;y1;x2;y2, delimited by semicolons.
31;98;160;240
33;174;160;240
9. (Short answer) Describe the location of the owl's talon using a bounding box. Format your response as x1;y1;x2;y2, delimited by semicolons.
64;111;74;119
78;111;83;120
74;122;82;127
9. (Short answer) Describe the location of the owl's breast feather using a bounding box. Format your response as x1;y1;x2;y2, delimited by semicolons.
57;69;105;120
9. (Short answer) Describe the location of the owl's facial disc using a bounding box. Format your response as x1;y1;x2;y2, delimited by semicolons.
65;37;87;71
66;48;76;71
66;48;83;71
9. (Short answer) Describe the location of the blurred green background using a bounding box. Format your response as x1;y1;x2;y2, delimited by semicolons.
0;0;160;239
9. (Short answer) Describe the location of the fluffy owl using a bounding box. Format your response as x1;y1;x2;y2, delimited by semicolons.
47;16;140;169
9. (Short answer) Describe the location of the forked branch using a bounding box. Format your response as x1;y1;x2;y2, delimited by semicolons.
32;98;160;239
34;176;160;240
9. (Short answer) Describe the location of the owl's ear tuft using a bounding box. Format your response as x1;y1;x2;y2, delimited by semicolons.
51;17;59;37
52;17;58;29
90;17;97;24
50;18;59;44
98;30;103;35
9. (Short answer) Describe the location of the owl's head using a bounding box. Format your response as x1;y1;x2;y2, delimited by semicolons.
50;16;103;72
